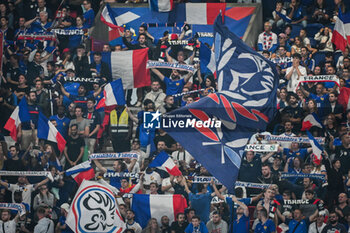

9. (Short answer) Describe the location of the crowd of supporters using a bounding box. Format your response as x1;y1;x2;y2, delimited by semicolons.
0;0;350;232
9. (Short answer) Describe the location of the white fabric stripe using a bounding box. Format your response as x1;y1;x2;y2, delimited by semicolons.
104;83;117;106
111;51;134;89
158;0;171;12
334;18;347;40
115;12;140;26
150;195;175;224
101;7;111;23
186;3;206;25
163;157;176;170
207;50;216;73
12;107;20;127
345;22;350;38
47;121;58;142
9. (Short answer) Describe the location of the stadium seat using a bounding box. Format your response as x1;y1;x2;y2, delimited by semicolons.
305;23;323;38
312;52;326;66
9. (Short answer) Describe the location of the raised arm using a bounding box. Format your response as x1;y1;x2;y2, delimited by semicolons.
232;195;249;216
151;68;165;81
93;159;107;173
210;180;226;200
183;71;194;83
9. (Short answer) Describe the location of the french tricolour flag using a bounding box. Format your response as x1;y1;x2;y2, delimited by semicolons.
170;3;226;25
149;151;182;176
149;0;173;12
111;49;151;89
132;194;187;228
66;161;95;185
307;131;323;165
100;3;120;29
37;112;66;152
301;112;323;131
4;98;30;141
332;8;350;51
96;79;126;109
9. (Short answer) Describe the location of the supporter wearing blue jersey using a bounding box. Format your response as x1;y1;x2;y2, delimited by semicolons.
151;68;193;101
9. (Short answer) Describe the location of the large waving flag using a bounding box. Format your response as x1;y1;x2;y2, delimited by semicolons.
66;180;125;233
132;194;187;228
4;98;30;141
307;131;323;165
169;3;226;25
164;14;278;192
332;8;350;51
149;151;182;176
111;49;151;89
96;79;126;109
101;3;121;29
37;112;66;152
301;112;323;131
150;0;173;12
66;161;95;185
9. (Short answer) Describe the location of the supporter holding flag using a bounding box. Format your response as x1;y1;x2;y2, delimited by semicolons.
4;97;30;141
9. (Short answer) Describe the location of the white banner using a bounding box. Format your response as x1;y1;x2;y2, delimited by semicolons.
146;60;195;72
0;203;26;216
244;144;279;152
66;180;125;233
264;135;325;144
0;171;53;182
89;153;138;160
191;177;270;189
299;75;339;85
103;172;140;179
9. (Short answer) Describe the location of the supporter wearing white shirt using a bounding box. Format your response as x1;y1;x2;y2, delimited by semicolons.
171;143;193;166
0;209;18;233
143;168;162;194
286;53;307;93
279;121;296;148
308;215;326;233
34;207;54;233
0;176;49;209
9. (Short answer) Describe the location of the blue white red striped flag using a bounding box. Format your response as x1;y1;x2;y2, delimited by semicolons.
149;0;173;12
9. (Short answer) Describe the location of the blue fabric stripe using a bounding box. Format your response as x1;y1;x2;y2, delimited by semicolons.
149;151;169;167
132;194;151;228
37;112;50;140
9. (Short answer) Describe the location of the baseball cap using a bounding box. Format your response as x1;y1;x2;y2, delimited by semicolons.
60;203;70;212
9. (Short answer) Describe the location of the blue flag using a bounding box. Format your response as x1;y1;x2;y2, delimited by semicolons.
18;98;31;123
164;14;279;192
275;11;292;23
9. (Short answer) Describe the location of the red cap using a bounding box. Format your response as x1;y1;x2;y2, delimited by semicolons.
170;34;178;40
62;48;70;53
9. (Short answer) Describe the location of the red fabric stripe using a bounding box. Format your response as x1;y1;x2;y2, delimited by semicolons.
4;118;17;141
172;195;188;221
74;100;87;103
165;166;182;176
332;30;348;51
55;132;66;152
132;48;151;88
29;111;38;114
338;87;350;111
206;3;226;24
74;168;95;185
301;121;312;131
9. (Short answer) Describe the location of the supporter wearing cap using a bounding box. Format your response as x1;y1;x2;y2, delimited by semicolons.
56;203;73;233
